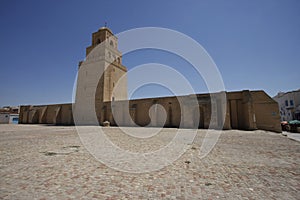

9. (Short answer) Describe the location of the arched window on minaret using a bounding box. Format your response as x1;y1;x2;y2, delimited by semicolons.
110;40;114;47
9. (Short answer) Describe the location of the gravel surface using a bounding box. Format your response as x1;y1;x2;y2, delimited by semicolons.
0;124;299;199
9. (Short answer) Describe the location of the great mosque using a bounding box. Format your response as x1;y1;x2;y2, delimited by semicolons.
19;27;281;133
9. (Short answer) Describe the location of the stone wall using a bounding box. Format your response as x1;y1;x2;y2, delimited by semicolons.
251;91;281;132
19;104;73;125
19;90;282;133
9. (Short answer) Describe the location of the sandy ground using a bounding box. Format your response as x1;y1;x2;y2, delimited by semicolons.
0;124;299;199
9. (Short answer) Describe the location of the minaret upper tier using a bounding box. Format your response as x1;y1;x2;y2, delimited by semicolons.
85;27;120;61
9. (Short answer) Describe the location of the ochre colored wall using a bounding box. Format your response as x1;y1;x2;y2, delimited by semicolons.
19;104;73;125
251;91;281;133
19;90;281;133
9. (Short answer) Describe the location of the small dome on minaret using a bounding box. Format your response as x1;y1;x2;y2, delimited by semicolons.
98;27;113;34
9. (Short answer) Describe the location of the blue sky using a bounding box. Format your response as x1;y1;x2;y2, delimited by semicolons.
0;0;299;107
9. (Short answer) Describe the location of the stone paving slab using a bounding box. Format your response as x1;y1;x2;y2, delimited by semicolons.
286;132;300;142
0;124;299;199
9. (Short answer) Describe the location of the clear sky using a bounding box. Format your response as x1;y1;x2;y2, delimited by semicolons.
0;0;299;107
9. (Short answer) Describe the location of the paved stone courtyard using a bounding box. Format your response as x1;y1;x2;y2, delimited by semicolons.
0;125;299;199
